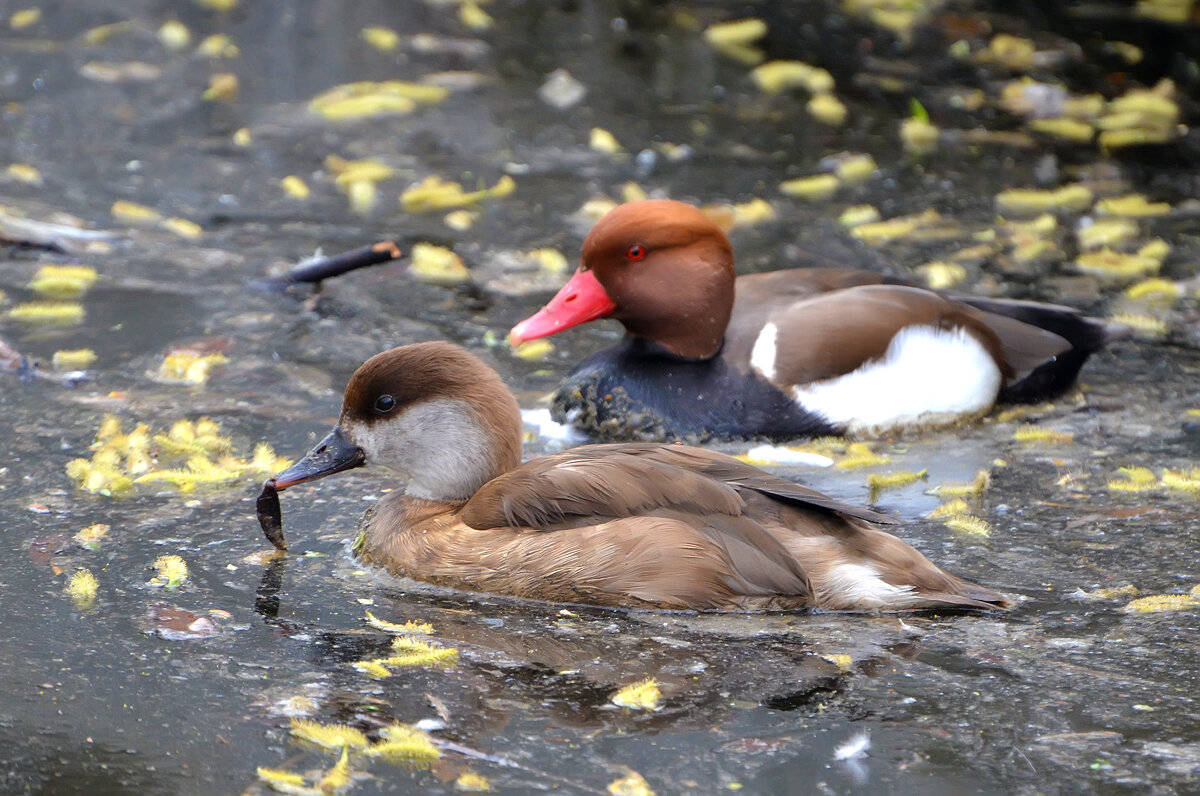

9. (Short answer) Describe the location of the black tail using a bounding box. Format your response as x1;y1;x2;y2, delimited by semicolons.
954;296;1129;404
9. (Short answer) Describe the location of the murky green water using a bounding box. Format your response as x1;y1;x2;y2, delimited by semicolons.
2;1;1200;793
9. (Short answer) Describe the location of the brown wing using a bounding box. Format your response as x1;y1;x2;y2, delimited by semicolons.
461;443;896;528
458;444;817;599
761;284;1071;388
724;269;893;363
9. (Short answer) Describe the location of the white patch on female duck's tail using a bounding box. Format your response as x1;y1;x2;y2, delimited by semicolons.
791;324;1002;435
819;562;925;610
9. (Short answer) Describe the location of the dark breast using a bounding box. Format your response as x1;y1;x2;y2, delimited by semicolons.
550;338;840;443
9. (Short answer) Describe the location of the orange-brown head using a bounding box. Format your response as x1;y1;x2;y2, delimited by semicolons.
511;200;736;359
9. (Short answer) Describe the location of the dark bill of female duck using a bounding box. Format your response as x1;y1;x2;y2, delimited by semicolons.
255;429;366;550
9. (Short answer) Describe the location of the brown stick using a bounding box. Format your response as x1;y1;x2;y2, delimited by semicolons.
250;240;402;293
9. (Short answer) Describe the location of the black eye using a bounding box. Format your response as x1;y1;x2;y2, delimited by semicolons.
626;244;646;261
374;394;396;413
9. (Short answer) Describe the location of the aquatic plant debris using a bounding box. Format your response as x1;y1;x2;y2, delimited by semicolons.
155;350;229;385
309;80;449;121
943;515;992;536
611;678;662;711
289;718;369;750
67;415;289;496
67;569;98;608
73;523;110;550
401;174;516;213
149;555;189;589
1106;467;1158;493
365;723;440;765
455;771;491;791
607;770;656;796
364;611;434;635
378;635;459;668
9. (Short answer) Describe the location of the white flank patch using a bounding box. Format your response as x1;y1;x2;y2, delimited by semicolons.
834;731;872;761
822;562;921;609
792;325;1002;435
749;322;779;381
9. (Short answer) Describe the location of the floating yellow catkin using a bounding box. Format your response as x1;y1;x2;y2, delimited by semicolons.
150;555;189;589
289;718;369;750
611;678;662;711
929;469;991;498
866;469;928;492
366;724;440;763
68;569;98;608
1013;426;1074;444
364;611;435;635
943;515;992;536
1106;466;1157;492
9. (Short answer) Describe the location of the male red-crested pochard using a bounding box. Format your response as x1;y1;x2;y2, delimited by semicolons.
269;341;1008;611
509;199;1122;442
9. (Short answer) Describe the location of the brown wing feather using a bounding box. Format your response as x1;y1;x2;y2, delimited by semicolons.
761;285;1070;388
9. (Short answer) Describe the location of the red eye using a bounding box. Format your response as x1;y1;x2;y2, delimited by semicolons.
626;244;646;261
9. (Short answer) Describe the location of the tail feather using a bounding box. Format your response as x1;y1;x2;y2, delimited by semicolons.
954;295;1128;403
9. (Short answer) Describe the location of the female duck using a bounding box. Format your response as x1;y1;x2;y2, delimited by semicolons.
510;199;1120;442
269;341;1007;612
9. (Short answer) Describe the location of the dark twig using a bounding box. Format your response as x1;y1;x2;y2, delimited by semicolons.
249;240;403;294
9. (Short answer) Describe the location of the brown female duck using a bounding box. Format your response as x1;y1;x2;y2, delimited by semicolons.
269;341;1007;612
510;199;1121;442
